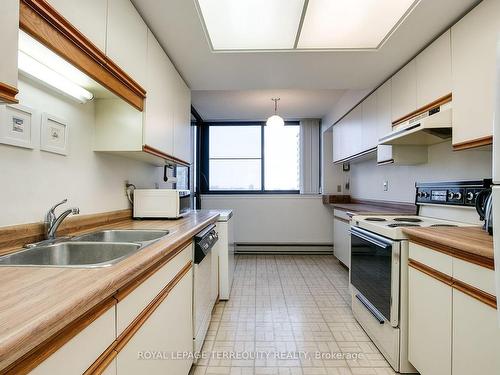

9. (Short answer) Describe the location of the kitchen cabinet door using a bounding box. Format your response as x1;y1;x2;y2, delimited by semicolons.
415;30;452;108
116;269;193;375
46;0;107;51
333;216;350;268
0;0;19;103
346;105;363;157
173;74;192;163
391;60;417;122
451;0;500;148
452;288;500;375
376;80;393;164
31;307;116;375
408;266;452;375
106;0;148;87
361;92;378;152
143;31;175;155
332;122;343;163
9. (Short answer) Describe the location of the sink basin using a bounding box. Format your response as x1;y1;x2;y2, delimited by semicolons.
0;242;141;268
73;229;169;243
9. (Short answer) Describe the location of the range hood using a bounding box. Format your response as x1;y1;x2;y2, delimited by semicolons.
379;102;452;146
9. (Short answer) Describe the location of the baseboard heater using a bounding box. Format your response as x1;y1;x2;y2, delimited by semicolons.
235;243;333;255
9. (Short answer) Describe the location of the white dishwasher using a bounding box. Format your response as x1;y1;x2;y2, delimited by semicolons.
193;224;219;355
214;210;234;300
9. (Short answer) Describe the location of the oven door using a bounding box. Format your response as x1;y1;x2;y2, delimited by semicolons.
350;226;400;327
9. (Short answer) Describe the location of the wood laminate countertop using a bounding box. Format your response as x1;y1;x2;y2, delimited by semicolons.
330;202;417;217
0;210;221;370
403;226;494;268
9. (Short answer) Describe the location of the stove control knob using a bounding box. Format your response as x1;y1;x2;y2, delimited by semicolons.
466;192;475;201
454;192;462;200
417;192;423;198
422;192;429;198
447;192;454;200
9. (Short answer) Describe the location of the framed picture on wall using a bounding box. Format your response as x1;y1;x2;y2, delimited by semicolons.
40;113;69;156
0;104;35;149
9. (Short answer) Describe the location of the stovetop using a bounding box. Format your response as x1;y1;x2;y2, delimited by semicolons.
352;215;477;240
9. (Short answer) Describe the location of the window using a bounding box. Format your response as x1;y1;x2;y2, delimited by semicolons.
201;122;300;193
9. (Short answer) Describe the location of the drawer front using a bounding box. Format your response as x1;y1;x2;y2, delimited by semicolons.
116;244;192;335
409;242;452;276
453;257;496;296
31;307;115;375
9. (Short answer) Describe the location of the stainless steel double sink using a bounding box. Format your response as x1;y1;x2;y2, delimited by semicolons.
0;230;170;268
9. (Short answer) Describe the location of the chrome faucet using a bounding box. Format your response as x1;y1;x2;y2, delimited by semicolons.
45;199;80;240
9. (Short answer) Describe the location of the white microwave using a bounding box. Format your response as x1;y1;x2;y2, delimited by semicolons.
133;189;191;219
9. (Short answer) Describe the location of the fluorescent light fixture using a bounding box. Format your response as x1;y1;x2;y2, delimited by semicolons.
196;0;304;50
298;0;418;49
18;31;94;103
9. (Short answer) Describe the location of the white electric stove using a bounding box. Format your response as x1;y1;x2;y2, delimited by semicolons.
349;180;488;373
352;214;475;240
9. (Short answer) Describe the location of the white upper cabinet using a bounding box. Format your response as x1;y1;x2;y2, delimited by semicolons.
451;0;500;148
361;92;378;151
348;105;363;156
106;0;148;87
143;31;175;155
376;80;394;163
0;0;19;103
46;0;107;51
391;60;417;122
173;74;192;163
416;30;452;107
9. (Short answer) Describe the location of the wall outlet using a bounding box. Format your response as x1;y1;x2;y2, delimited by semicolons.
337;185;342;193
383;180;389;191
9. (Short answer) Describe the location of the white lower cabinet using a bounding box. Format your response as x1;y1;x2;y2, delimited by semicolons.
408;266;452;375
452;289;500;375
333;210;351;268
116;269;193;375
31;307;116;375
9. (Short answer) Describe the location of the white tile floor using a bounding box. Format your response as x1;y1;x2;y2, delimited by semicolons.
191;255;395;375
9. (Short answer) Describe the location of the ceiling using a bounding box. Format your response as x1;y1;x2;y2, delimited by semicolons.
132;0;480;120
191;89;345;121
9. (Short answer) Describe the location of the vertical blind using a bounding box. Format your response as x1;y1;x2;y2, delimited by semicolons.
300;119;320;194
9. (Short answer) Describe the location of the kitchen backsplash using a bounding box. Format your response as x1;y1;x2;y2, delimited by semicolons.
348;141;492;202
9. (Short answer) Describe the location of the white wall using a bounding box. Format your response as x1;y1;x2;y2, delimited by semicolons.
348;141;492;202
0;78;162;227
201;195;333;244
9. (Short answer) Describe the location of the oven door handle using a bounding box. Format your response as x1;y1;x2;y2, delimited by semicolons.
349;229;392;249
356;294;385;324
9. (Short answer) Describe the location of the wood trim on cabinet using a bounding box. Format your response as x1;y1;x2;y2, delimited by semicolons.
142;145;191;167
0;82;19;104
409;259;453;286
392;93;452;126
0;209;132;256
19;0;146;111
1;297;117;375
114;239;192;301
452;135;493;151
407;236;494;270
409;259;497;309
453;279;497;309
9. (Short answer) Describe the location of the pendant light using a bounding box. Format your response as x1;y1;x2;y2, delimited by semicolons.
266;98;284;127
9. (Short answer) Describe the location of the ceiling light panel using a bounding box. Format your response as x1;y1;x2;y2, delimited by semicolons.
298;0;418;49
196;0;305;50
